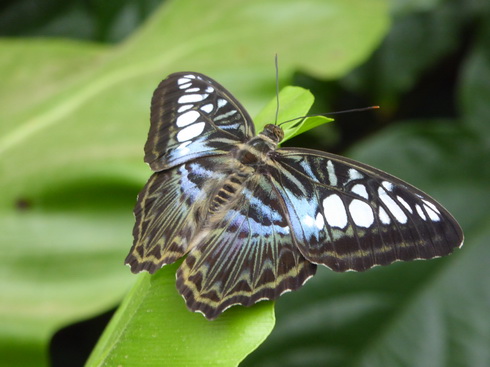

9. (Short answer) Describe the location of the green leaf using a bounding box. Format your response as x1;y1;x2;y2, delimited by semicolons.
283;116;333;143
254;86;332;143
86;263;275;367
0;0;390;365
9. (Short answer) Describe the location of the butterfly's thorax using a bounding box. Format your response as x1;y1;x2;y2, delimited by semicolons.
233;124;283;165
204;125;283;223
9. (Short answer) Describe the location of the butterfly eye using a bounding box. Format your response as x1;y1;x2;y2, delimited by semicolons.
262;124;284;142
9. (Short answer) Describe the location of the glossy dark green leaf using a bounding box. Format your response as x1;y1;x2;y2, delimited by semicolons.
460;19;490;142
343;1;466;106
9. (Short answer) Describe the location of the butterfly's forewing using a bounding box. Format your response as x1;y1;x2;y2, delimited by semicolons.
125;158;227;273
145;72;255;171
176;172;316;320
270;148;464;272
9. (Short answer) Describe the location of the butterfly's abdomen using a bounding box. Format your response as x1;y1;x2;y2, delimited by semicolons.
206;138;273;217
209;181;239;213
207;167;251;216
206;135;276;217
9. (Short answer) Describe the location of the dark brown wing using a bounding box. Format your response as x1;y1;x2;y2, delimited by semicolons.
176;171;316;320
145;72;255;171
267;147;463;272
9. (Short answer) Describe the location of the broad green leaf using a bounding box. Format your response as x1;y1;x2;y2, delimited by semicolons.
0;0;390;365
254;86;332;143
86;263;275;367
0;38;107;124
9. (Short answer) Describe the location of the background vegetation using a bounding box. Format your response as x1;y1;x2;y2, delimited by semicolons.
0;0;488;366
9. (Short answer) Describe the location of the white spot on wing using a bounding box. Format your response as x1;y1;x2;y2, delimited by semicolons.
217;98;227;108
176;122;206;142
200;104;214;113
348;168;363;181
422;199;441;214
378;187;407;224
183;74;196;79
315;213;325;230
323;194;347;228
327;160;337;186
351;184;369;199
177;104;193;113
416;204;427;220
178;94;208;104
379;206;390;224
397;196;413;213
177;78;190;85
382;181;394;191
349;199;374;228
176;110;200;127
176;141;192;154
185;87;200;93
423;202;441;221
205;86;214;93
178;82;192;89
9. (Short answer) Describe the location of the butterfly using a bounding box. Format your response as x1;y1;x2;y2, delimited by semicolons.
125;72;463;320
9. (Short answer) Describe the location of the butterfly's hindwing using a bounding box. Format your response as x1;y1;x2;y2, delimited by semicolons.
145;72;255;171
270;148;463;272
125;157;227;273
176;172;316;320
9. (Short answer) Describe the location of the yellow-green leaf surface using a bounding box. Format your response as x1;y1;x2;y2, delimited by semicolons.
86;263;275;367
254;86;333;143
0;0;389;366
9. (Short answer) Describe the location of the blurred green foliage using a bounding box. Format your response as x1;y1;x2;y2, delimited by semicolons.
0;0;162;42
0;0;489;366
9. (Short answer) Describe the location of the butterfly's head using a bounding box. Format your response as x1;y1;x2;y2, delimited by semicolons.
260;124;284;144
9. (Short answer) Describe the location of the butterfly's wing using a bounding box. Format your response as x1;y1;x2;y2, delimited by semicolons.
125;157;227;273
176;172;317;320
145;72;255;171
269;147;463;272
127;72;255;272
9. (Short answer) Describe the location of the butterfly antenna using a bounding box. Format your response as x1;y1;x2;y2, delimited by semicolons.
275;54;280;125
320;106;380;116
278;106;380;126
